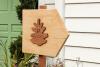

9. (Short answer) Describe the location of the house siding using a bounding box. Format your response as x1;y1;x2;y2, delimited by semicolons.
65;0;100;67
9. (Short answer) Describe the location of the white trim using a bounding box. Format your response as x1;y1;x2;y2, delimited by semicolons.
55;0;65;60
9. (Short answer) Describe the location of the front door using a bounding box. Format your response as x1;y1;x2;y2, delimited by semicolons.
0;0;21;67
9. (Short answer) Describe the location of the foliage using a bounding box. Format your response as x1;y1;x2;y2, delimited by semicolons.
10;36;24;64
9;0;38;67
0;40;8;67
16;0;38;23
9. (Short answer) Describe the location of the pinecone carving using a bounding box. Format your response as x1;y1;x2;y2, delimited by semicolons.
31;18;48;46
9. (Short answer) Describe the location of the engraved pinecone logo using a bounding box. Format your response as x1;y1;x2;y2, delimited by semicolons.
31;18;48;46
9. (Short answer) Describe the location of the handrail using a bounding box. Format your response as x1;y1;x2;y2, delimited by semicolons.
65;59;100;64
65;45;100;50
64;17;100;19
68;31;100;34
65;2;100;5
45;3;55;5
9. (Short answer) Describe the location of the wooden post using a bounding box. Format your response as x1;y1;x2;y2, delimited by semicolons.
38;5;47;67
39;55;46;67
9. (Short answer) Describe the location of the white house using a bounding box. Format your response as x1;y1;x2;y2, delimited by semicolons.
39;0;100;67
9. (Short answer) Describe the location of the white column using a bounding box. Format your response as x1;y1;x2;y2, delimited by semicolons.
39;0;45;5
55;0;65;20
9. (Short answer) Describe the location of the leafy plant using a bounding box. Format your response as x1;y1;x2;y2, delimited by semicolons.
0;40;8;67
9;0;38;67
16;0;38;23
10;36;24;64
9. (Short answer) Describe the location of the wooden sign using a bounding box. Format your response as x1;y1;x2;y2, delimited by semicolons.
22;9;69;57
